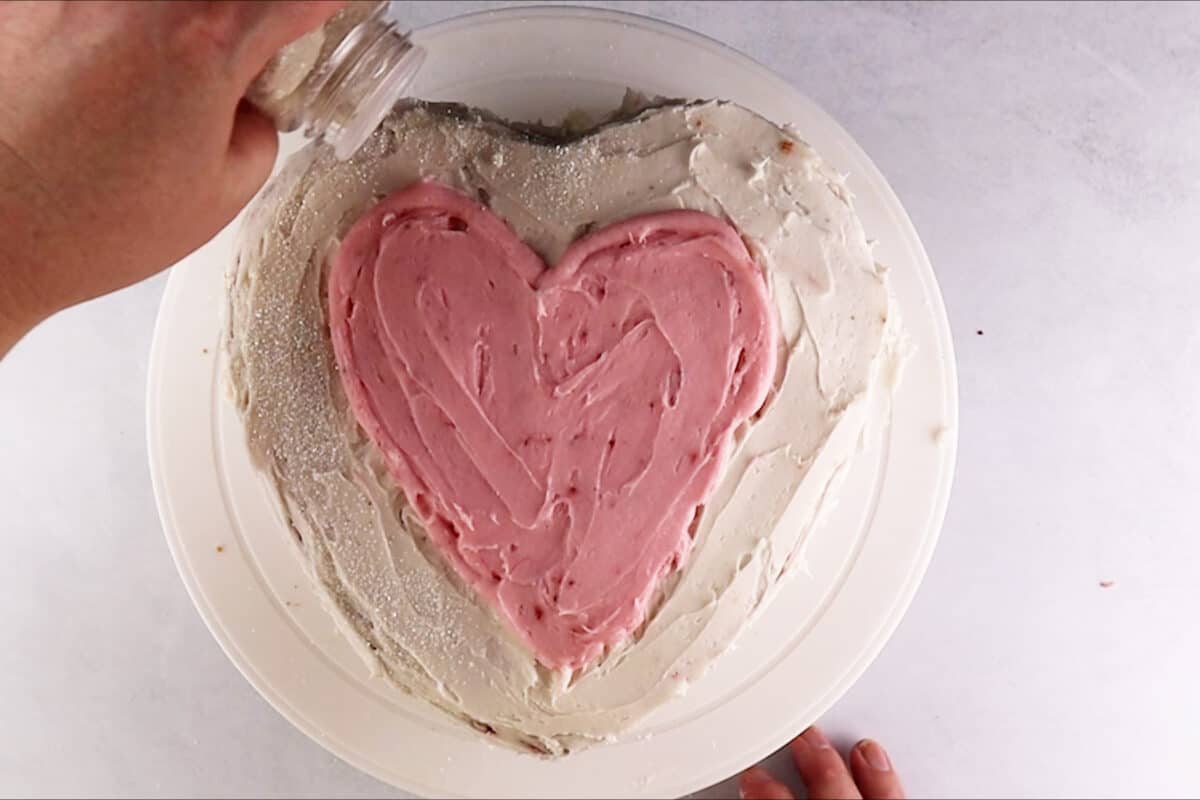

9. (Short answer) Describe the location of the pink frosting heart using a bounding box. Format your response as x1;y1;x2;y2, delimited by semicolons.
329;181;776;670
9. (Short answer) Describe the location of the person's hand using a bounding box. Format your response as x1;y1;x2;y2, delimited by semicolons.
0;0;343;354
739;727;904;800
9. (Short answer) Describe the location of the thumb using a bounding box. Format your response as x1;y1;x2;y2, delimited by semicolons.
222;100;280;216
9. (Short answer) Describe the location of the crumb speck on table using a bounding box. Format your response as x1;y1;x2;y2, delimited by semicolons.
215;545;224;554
1099;579;1115;588
201;347;209;354
778;139;795;154
976;330;984;336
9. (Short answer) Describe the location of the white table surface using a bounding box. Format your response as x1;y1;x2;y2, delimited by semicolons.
3;1;1199;797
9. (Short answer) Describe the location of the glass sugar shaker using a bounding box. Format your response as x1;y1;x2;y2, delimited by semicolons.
245;0;425;160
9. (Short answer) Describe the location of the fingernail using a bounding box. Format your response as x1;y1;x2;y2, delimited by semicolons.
738;767;770;799
803;726;834;750
857;739;892;771
792;727;832;765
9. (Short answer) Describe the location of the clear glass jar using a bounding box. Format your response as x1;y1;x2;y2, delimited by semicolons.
246;1;425;159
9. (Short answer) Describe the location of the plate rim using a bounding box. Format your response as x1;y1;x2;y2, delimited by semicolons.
147;5;958;798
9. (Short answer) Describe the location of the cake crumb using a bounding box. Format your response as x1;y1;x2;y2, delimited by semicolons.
216;545;225;553
202;347;209;354
778;139;795;154
1099;580;1115;588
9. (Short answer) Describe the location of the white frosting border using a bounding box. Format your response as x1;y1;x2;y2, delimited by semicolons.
223;100;891;755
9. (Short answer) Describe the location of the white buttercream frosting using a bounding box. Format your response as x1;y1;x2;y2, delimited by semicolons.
224;99;890;755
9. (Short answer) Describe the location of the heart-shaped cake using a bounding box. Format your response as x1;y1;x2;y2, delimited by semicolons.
225;99;890;755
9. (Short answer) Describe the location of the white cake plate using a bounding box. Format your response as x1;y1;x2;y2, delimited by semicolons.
147;7;957;798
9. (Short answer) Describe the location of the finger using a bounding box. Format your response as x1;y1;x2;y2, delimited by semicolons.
739;766;795;800
222;100;279;214
236;0;347;82
790;727;862;800
849;740;905;800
